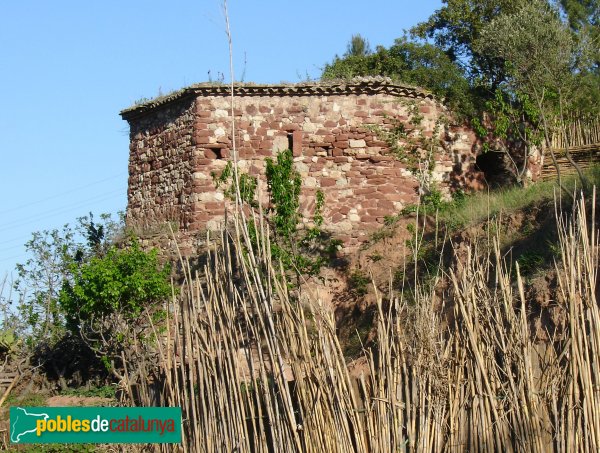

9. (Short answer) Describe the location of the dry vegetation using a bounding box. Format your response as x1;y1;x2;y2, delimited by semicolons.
116;187;599;452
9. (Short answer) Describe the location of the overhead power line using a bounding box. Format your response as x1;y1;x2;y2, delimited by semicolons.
0;172;127;217
0;189;126;234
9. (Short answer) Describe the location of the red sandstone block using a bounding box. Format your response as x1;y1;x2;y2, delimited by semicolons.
316;129;330;135
367;209;389;217
293;130;303;157
355;111;369;118
356;154;370;160
420;105;431;114
287;105;304;113
369;156;394;163
193;212;213;222
331;212;344;222
320;178;337;187
377;200;395;209
259;140;273;150
361;216;379;224
334;156;348;163
205;202;223;210
332;148;344;157
196;111;212;118
324;120;337;127
339;206;350;215
204;149;219;159
259;106;271;113
377;185;399;194
338;119;347;126
357;99;367;105
239;147;254;158
367;177;387;185
355;187;376;195
370;140;388;147
386;194;408;202
333;141;348;148
282;123;300;131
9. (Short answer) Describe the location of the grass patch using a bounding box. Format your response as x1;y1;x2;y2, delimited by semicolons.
60;385;116;399
438;166;600;229
4;392;47;408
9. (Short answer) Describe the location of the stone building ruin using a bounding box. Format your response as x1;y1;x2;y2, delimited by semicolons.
120;77;482;249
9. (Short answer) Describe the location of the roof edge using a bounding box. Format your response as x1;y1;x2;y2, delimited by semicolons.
120;76;433;121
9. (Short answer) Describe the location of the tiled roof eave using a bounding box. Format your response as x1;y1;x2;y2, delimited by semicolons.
120;78;433;121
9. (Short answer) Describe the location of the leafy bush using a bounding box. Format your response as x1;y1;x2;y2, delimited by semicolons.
59;239;171;332
265;149;302;240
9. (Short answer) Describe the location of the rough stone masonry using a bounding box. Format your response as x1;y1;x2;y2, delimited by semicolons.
121;77;481;250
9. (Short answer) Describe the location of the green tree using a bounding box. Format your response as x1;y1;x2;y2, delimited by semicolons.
474;0;597;186
323;37;472;114
346;34;372;57
14;226;77;347
59;239;171;332
411;0;525;87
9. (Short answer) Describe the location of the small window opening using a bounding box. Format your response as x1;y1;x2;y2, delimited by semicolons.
287;133;294;151
210;147;225;159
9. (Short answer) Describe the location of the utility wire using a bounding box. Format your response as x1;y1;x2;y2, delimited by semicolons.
0;172;127;217
0;190;125;234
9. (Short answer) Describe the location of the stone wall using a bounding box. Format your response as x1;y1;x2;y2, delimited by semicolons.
122;79;481;249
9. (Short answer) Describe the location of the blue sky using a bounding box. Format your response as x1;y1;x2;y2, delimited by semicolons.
0;0;442;284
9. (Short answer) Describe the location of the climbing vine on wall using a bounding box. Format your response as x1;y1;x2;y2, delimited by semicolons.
211;150;339;277
364;100;447;200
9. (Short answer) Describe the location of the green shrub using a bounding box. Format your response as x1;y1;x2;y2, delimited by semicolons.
59;239;171;331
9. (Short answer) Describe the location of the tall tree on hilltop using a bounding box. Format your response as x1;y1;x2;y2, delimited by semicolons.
474;0;597;186
323;36;472;114
346;34;372;57
411;0;525;89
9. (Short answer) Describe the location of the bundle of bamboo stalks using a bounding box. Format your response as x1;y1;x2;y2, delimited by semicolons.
551;117;600;149
124;189;598;452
